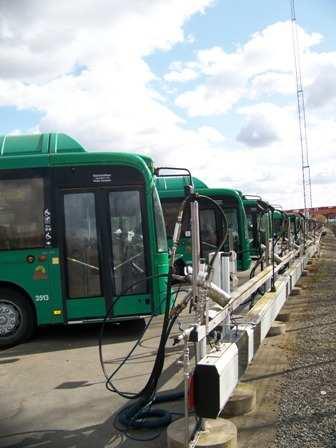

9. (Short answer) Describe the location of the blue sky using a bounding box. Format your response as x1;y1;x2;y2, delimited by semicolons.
0;107;43;134
0;0;335;208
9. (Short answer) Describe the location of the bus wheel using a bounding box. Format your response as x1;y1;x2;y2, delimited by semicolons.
0;289;36;348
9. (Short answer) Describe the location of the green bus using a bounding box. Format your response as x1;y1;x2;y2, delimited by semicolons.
156;176;252;272
288;212;305;245
272;210;287;239
242;196;272;259
271;209;290;256
0;133;169;347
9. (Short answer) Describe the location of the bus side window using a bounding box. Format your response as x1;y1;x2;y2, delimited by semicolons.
109;190;147;295
64;192;101;299
161;200;190;238
0;178;44;250
153;188;167;253
199;208;218;259
222;208;239;253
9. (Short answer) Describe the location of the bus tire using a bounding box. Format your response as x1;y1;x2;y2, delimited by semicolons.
0;288;36;348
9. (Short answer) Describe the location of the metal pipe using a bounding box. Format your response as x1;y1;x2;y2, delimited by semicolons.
191;200;201;322
182;329;191;448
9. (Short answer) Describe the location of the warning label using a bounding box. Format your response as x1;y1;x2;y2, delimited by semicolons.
92;173;112;184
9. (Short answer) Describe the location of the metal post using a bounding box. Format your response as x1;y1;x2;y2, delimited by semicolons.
183;331;191;448
221;255;231;340
191;200;200;322
221;254;231;295
265;217;271;266
228;229;234;252
271;211;276;292
191;200;207;358
190;198;207;441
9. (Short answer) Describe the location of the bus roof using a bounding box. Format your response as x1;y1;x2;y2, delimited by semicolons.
0;133;155;184
0;133;86;156
243;196;273;212
138;154;155;174
273;209;285;220
197;187;242;202
242;197;259;207
157;176;244;207
156;175;207;194
288;212;305;220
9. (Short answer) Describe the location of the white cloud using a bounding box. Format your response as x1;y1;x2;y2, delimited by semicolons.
236;114;279;148
307;65;336;108
0;0;213;82
197;126;226;143
0;6;335;209
175;82;246;116
0;0;214;152
168;21;333;116
164;67;199;82
162;21;335;208
249;72;294;98
311;170;336;185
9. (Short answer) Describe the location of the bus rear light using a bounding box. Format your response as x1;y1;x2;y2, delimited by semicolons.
52;309;62;316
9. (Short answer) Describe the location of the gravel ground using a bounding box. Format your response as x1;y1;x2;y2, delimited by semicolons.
274;231;336;448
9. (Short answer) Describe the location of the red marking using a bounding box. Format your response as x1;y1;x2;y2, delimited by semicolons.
188;374;195;411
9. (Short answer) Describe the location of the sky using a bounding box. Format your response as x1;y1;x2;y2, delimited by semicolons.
0;0;335;209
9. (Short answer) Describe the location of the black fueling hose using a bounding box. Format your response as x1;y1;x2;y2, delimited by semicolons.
98;190;229;439
98;272;187;431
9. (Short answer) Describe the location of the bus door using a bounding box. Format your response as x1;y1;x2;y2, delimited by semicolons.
55;168;148;322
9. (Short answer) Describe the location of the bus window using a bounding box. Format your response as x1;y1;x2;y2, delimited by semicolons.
109;190;147;295
161;200;190;238
153;188;167;253
0;178;44;250
199;208;218;259
246;211;254;241
64;193;101;298
273;219;283;236
223;208;239;252
245;207;258;244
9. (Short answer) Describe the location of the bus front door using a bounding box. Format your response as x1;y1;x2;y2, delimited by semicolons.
59;188;148;322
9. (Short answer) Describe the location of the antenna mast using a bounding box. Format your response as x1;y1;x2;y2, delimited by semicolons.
290;0;313;216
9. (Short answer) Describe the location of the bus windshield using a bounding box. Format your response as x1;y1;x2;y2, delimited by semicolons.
273;219;283;236
161;198;239;258
161;200;190;238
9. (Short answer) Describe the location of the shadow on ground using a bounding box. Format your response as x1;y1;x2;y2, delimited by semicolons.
0;319;147;358
0;382;185;448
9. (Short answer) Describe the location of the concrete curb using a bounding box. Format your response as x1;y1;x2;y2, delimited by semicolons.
221;383;256;417
290;287;302;296
167;417;237;448
267;321;286;337
277;312;291;322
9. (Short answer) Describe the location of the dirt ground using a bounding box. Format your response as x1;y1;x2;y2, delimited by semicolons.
230;230;336;448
